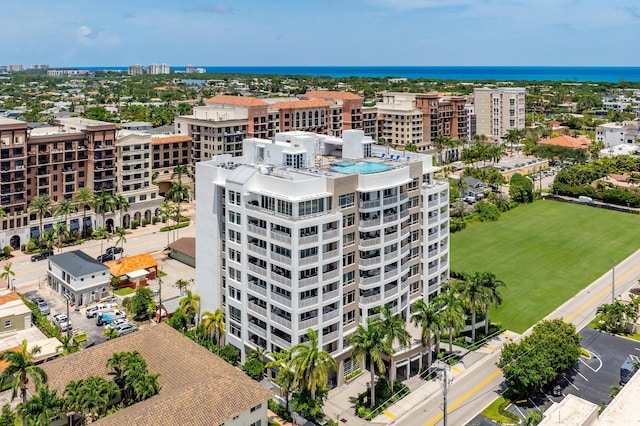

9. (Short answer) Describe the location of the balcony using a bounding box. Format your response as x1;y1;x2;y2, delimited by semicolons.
247;224;267;236
270;230;291;244
248;322;267;338
322;309;339;322
271;335;292;349
384;287;398;299
247;263;267;276
248;244;267;257
298;234;318;245
299;255;318;266
361;256;381;267
322;269;339;281
270;273;292;287
248;302;267;318
384;231;398;241
383;195;397;205
323;249;339;259
359;200;381;210
247;282;267;297
299;317;319;329
322;229;340;240
271;293;292;308
270;312;292;329
360;275;380;286
359;237;380;247
322;289;339;302
383;213;398;223
270;252;291;265
299;296;318;308
359;218;380;228
299;277;317;288
384;249;398;260
322;330;339;342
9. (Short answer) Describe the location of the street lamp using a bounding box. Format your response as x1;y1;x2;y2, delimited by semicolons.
611;260;616;303
63;293;72;338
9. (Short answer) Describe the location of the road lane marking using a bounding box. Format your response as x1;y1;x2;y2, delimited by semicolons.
483;344;495;351
383;410;396;419
564;261;640;323
451;366;462;373
563;374;579;390
572;367;588;382
424;369;501;426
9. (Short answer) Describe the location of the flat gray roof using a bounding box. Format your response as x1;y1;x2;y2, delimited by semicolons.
48;250;109;277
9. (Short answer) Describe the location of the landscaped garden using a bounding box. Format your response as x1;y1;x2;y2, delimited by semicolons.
451;200;640;333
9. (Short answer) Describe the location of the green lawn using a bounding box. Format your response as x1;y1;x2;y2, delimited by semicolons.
113;287;135;296
451;201;640;333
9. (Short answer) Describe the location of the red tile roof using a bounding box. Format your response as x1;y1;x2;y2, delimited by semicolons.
0;291;21;306
104;253;158;276
205;95;268;107
538;135;591;149
270;99;331;110
151;135;192;145
302;91;363;101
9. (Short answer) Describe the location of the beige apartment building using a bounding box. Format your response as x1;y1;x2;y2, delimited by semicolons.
301;91;364;137
474;87;526;140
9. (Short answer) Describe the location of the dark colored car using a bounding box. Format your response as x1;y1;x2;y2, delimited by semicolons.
96;253;115;262
31;249;54;262
105;246;123;255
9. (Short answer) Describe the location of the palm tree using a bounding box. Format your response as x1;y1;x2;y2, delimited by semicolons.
457;273;490;343
376;305;411;390
94;226;110;255
159;200;175;246
350;319;392;408
291;329;337;400
505;128;522;152
28;195;52;243
200;308;225;345
174;278;192;296
179;290;201;326
172;164;191;186
266;349;295;413
103;326;118;340
17;385;63;426
411;299;444;369
478;273;505;336
56;336;80;356
73;188;94;237
114;227;127;261
54;198;77;229
0;340;47;405
0;206;6;221
112;194;130;228
1;262;15;290
92;189;115;232
166;181;189;238
433;284;466;353
53;222;69;253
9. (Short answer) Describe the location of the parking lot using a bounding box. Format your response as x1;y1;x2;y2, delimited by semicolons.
468;326;640;424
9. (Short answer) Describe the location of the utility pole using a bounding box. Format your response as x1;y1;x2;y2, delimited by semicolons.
443;365;448;426
611;260;616;303
157;270;163;323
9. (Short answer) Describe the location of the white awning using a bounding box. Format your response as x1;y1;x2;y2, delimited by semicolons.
127;269;148;279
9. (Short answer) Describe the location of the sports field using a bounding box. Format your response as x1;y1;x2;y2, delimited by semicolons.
450;201;640;333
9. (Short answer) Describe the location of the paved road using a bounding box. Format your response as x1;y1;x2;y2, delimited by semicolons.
394;246;640;426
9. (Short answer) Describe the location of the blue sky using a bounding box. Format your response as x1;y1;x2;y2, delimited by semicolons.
1;0;639;67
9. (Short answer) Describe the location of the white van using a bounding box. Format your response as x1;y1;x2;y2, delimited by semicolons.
578;196;594;204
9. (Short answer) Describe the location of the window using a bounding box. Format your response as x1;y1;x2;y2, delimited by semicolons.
343;232;355;247
343;310;355;325
250;404;262;412
4;320;10;328
339;193;355;208
342;271;355;286
284;153;304;168
228;211;241;225
343;290;355;305
342;213;355;228
343;252;355;267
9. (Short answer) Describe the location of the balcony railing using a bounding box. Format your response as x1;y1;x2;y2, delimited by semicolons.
360;293;382;304
299;277;317;288
359;237;380;247
270;273;292;287
322;289;339;302
361;256;381;267
248;303;267;318
298;234;318;245
322;330;339;342
360;275;380;286
299;296;318;308
247;224;267;236
299;317;319;329
271;335;292;349
271;312;292;329
248;322;267;338
322;269;339;281
271;293;292;308
322;229;340;240
299;255;319;266
247;263;267;276
247;282;267;296
322;309;339;322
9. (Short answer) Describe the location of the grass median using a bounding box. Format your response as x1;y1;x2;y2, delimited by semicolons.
451;200;640;333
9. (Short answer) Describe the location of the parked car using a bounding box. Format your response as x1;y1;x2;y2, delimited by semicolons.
96;253;115;262
105;246;123;255
96;309;126;326
115;323;138;337
31;297;50;315
31;249;54;262
52;313;72;332
85;303;118;318
105;318;129;330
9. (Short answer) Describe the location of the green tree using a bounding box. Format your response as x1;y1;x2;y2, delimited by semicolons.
596;300;638;334
82;106;112;122
243;348;266;381
102;326;118;340
0;404;16;426
457;273;490;342
376;305;411;390
350;319;392;408
54;198;77;235
28;195;52;243
174;278;192;296
56;335;80;356
433;283;466;353
266;349;295;413
411;299;444;369
52;221;69;253
113;227;127;261
199;308;225;345
73;188;94;237
93;189;115;232
179;290;201;326
128;287;155;320
16;385;63;426
1;262;15;290
478;273;505;336
291;329;337;400
93;226;110;256
107;351;160;406
509;173;534;203
504;129;522;152
0;340;47;405
112;195;130;228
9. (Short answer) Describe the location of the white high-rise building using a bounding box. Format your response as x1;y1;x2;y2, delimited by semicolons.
147;63;170;75
474;87;526;140
127;64;144;76
196;130;450;386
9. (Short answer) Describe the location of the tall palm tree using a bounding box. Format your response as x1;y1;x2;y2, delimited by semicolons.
457;273;490;342
350;319;392;408
478;273;505;336
54;198;77;229
94;226;110;255
17;384;63;426
53;222;69;253
73;188;94;237
179;290;201;326
265;349;295;413
433;284;466;353
114;227;127;261
1;262;15;290
376;305;411;390
159;200;175;246
200;308;225;345
166;181;189;233
291;329;337;400
28;195;52;242
92;189;115;232
172;164;191;186
505;128;522;152
112;194;130;228
0;340;47;405
411;299;444;369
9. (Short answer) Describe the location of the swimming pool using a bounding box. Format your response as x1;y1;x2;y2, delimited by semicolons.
329;161;393;175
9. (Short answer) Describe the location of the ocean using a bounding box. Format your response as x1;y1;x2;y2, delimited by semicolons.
85;66;640;83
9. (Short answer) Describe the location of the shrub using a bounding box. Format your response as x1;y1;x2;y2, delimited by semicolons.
345;369;362;381
179;216;190;223
151;216;158;225
131;219;139;229
2;246;12;257
160;222;190;232
20;244;25;252
475;201;501;222
354;376;410;419
242;358;266;381
161;215;167;223
141;218;148;227
268;399;292;422
219;344;241;366
26;240;37;252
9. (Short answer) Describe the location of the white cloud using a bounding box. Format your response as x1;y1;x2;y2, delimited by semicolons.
76;25;120;47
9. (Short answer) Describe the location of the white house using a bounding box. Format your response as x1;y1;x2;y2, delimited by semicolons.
47;251;111;309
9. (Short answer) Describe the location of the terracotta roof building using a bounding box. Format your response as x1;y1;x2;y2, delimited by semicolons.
302;91;364;137
104;253;158;289
539;135;591;149
32;324;272;426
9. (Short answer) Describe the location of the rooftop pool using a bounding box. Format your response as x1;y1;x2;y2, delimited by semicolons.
329;161;394;175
